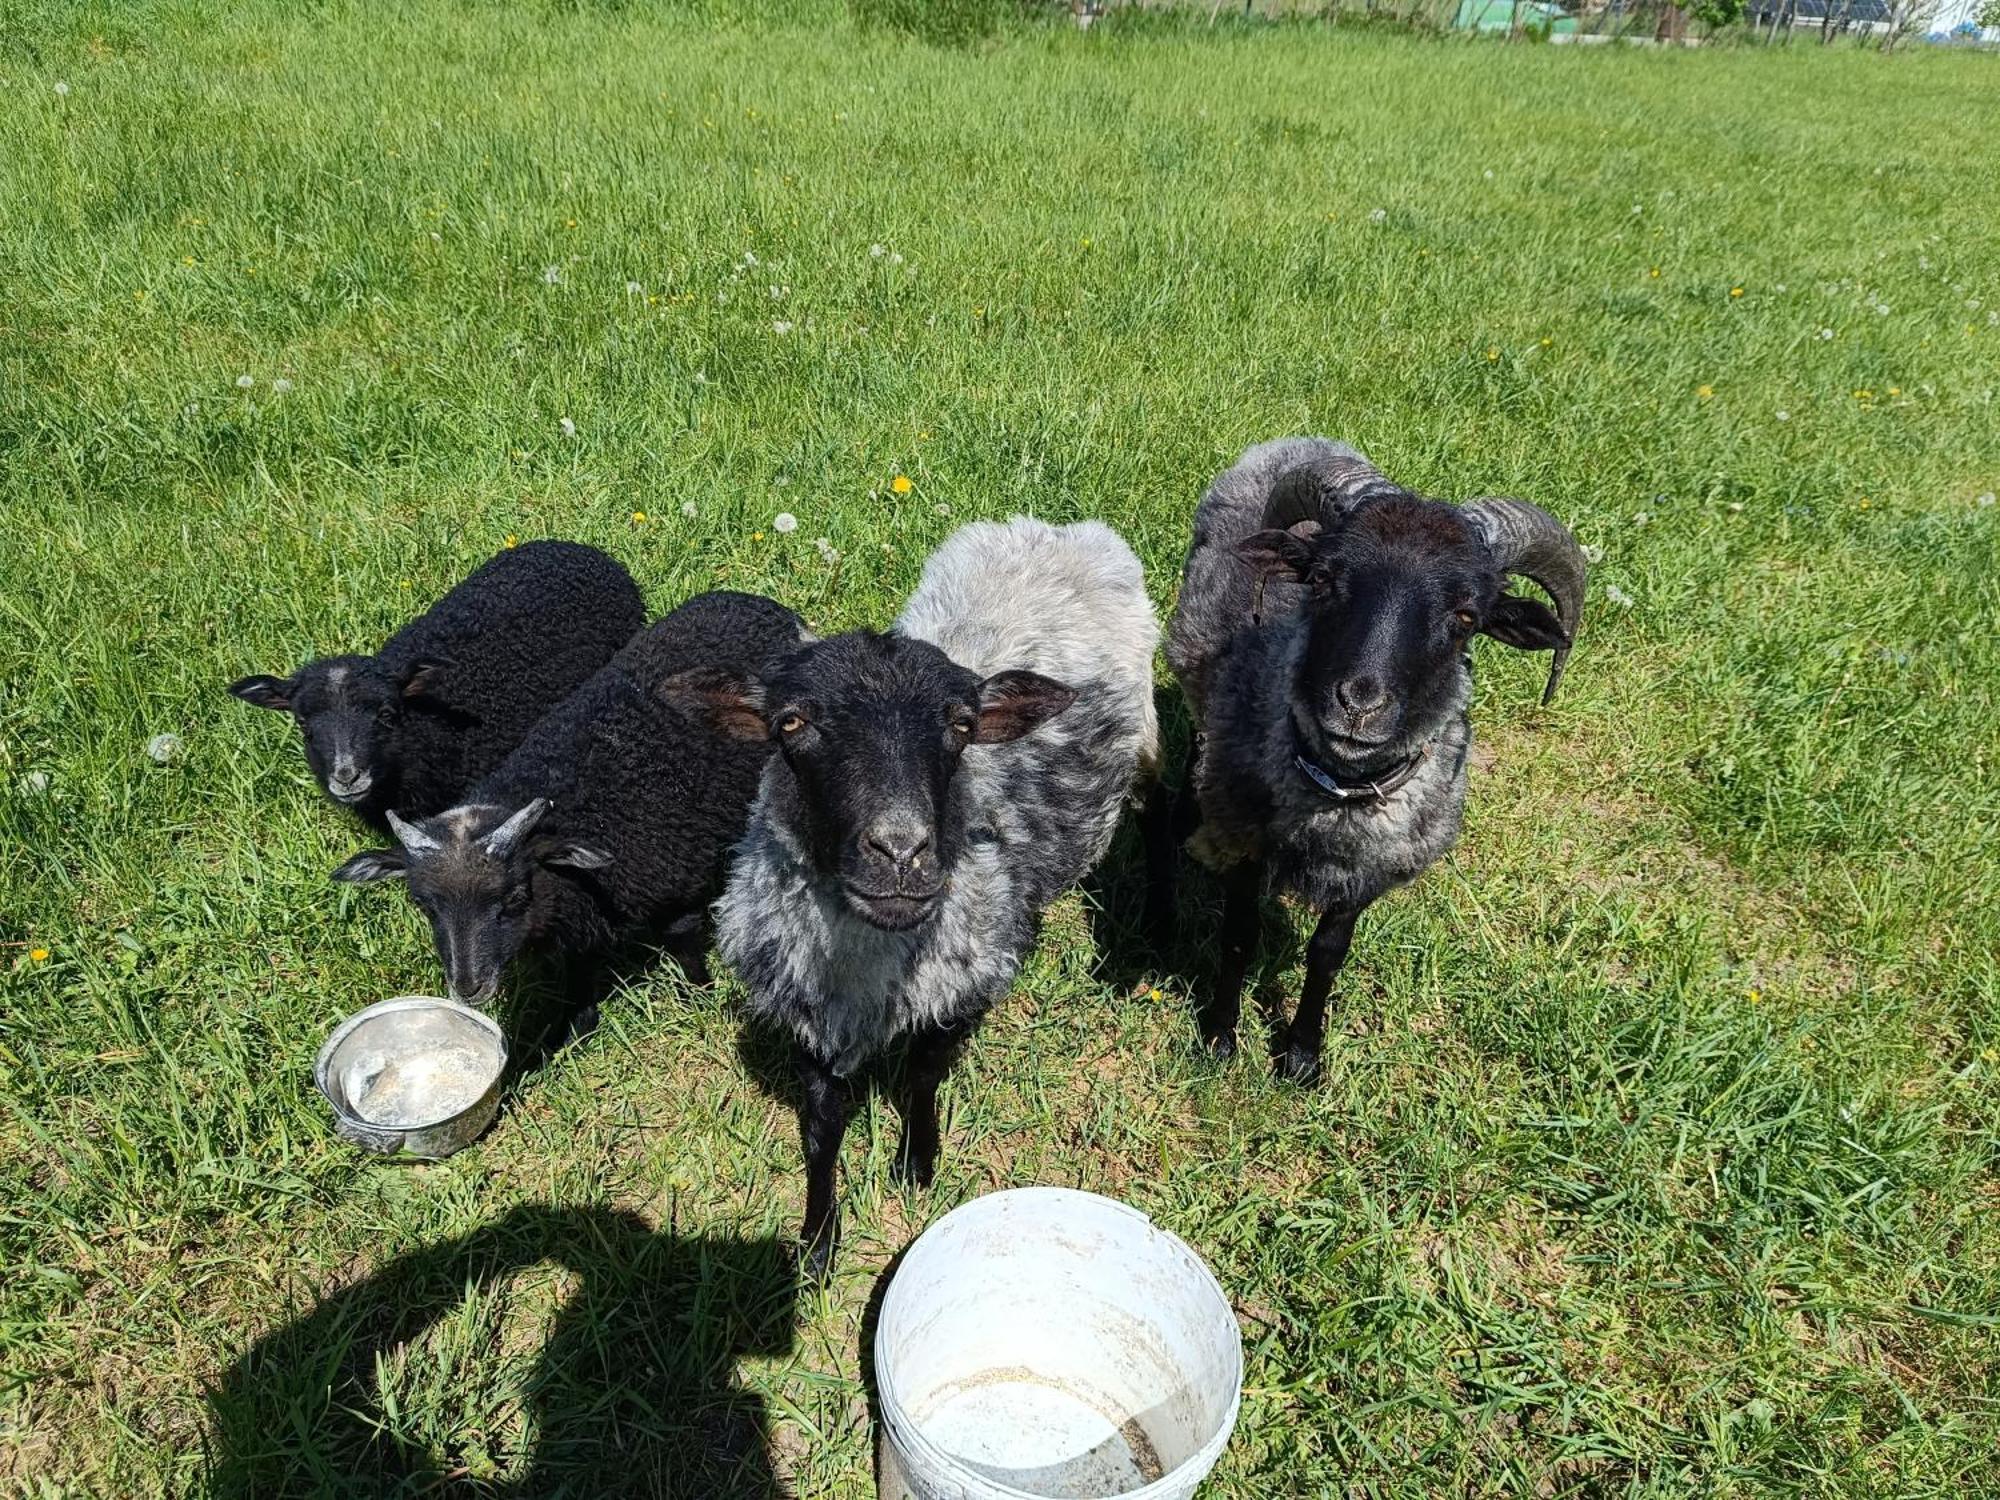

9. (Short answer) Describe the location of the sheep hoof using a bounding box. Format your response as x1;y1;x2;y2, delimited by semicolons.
1199;1027;1237;1062
1276;1042;1322;1087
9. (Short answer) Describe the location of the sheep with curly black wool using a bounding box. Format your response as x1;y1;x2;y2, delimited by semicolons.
669;517;1158;1273
331;591;808;1025
1160;438;1588;1083
230;541;645;829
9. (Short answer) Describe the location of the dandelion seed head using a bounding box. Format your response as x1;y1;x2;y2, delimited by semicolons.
869;243;886;258
542;265;562;285
53;81;70;96
772;319;793;334
1604;583;1634;609
146;733;183;765
681;500;698;518
271;378;293;394
773;512;798;534
23;771;50;794
235;374;254;389
1368;208;1387;224
559;416;577;437
626;280;643;294
1775;410;1789;422
813;537;840;565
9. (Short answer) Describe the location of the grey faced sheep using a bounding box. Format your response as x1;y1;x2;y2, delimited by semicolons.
1159;438;1587;1083
229;541;644;830
669;517;1158;1274
331;591;808;1027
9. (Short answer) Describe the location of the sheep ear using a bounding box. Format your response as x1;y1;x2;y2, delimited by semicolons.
229;674;294;712
1481;593;1568;652
401;658;449;699
539;840;612;872
1235;528;1318;583
973;671;1078;744
660;668;769;741
332;848;407;884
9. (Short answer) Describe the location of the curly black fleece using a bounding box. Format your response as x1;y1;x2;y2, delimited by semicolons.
466;591;807;955
247;541;645;827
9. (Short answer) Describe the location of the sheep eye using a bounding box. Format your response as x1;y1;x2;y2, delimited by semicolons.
777;713;807;736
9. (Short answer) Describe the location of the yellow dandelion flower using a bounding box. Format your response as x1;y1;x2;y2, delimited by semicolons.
891;474;913;495
1539;336;1552;347
398;579;412;590
1858;498;1870;510
1887;386;1901;396
504;534;519;548
1983;1046;1999;1064
181;255;195;266
1697;385;1714;399
1729;287;1744;298
1854;389;1873;400
1148;987;1163;1002
29;947;50;962
632;510;647;524
565;218;577;229
1486;347;1500;362
1648;267;1661;279
1747;988;1761;1004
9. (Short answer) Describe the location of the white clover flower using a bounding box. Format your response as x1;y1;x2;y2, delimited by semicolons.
773;512;798;533
716;290;729;304
1775;410;1789;422
1977;492;1997;508
236;374;256;389
272;378;293;394
1482;169;1494;180
1727;502;1745;513
558;416;577;437
542;265;562;285
1775;283;1787;293
741;250;759;267
1919;257;1931;270
693;369;707;384
814;537;840;565
626;280;643;294
1630;202;1643;215
1368;208;1387;224
772;319;793;335
1818;328;1834;340
22;771;51;794
1631;511;1652;528
1604;583;1634;609
1970;298;1984;311
869;243;887;258
680;500;698;518
770;285;787;299
1582;544;1605;565
889;252;904;266
146;733;182;765
53;81;70;97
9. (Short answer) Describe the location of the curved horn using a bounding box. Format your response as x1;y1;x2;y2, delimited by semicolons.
385;809;439;854
1259;452;1405;533
1463;497;1589;705
482;797;551;858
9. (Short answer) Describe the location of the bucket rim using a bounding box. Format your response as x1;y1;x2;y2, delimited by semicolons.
874;1186;1243;1500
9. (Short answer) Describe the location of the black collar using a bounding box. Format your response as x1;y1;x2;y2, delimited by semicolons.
1294;740;1434;803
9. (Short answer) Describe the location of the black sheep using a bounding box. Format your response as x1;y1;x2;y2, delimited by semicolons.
229;541;644;829
331;591;808;1019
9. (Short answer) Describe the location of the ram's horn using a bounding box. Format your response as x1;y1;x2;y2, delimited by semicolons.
1462;497;1589;705
1259;450;1403;533
386;809;440;854
481;797;551;858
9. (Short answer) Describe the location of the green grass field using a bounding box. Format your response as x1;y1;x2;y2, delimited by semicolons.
3;1;1998;1493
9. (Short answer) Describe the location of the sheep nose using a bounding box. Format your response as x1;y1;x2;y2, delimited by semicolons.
864;819;932;870
1335;676;1388;716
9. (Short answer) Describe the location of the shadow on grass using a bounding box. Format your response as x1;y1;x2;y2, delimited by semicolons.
204;1204;797;1498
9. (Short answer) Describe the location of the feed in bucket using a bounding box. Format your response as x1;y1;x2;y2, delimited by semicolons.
875;1187;1241;1499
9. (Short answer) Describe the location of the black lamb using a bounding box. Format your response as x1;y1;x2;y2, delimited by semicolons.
229;541;644;829
330;591;808;1020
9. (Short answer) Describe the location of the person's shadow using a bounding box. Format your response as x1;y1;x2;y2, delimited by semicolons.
204;1204;797;1498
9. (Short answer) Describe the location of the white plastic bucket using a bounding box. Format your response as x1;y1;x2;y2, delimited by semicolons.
874;1187;1242;1500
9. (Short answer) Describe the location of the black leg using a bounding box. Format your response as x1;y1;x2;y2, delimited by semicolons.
1279;903;1364;1085
894;1024;962;1189
1171;733;1204;841
1202;859;1262;1060
1139;780;1178;956
662;910;712;988
796;1047;849;1279
560;952;606;1047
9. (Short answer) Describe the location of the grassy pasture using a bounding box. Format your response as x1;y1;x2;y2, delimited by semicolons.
2;1;1997;1493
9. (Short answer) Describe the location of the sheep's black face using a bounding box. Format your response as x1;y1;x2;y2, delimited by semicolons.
330;799;610;1004
668;632;1076;933
229;654;446;810
1240;498;1559;767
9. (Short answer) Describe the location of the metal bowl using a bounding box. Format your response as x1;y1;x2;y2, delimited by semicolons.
314;996;507;1159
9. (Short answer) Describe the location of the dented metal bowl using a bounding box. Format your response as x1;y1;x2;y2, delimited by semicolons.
314;996;506;1159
